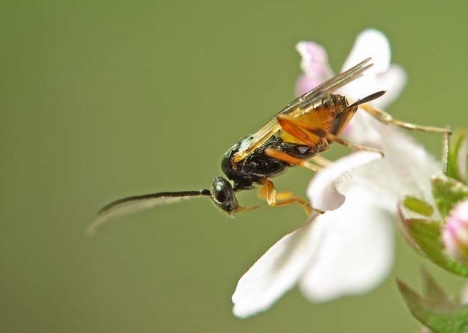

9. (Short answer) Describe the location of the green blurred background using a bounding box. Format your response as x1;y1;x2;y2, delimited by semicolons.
1;1;467;332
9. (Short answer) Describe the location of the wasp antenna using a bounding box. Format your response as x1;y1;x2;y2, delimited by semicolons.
87;189;211;237
349;90;386;109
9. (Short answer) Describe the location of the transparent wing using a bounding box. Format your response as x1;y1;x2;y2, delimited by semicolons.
279;57;372;116
87;190;211;236
233;58;373;161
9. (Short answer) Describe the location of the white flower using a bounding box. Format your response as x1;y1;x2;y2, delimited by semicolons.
232;29;440;318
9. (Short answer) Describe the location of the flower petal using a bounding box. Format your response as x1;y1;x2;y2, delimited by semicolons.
232;212;324;318
301;123;440;301
373;64;407;109
296;41;329;75
344;111;383;145
295;41;333;96
307;151;382;212
342;29;391;74
442;200;468;261
346;123;441;202
340;29;391;100
299;187;395;301
295;74;322;97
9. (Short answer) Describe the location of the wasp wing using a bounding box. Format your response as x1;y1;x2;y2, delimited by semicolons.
87;190;211;236
279;57;372;116
233;58;373;161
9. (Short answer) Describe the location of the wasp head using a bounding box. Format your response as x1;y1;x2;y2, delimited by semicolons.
210;177;240;214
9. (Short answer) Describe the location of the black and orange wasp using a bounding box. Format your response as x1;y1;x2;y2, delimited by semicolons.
88;58;449;234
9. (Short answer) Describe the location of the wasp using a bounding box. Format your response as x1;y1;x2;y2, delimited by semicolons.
88;58;449;234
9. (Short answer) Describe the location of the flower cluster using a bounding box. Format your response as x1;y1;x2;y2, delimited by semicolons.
232;29;448;318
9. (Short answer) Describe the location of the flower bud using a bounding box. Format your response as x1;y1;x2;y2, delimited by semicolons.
442;200;468;262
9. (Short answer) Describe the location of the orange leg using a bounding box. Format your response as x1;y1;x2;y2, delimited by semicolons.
277;114;383;155
264;148;322;172
276;115;324;147
258;179;322;215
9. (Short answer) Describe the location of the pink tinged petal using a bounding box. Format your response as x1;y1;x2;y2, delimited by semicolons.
442;200;468;261
295;41;333;97
307;151;382;212
457;201;468;219
299;187;395;301
295;74;323;97
296;41;329;74
232;212;325;318
296;42;329;77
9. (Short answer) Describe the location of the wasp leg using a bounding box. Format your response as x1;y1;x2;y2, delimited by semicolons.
310;155;332;167
317;131;384;156
277;114;383;156
360;103;451;134
360;103;451;171
232;205;259;214
264;148;322;172
258;179;319;215
276;114;323;147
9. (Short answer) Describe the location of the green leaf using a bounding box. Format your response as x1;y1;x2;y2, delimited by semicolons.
397;278;468;333
406;218;468;277
420;268;457;311
432;176;468;219
447;129;468;183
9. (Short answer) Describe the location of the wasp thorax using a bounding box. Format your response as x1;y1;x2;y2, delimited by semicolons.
211;177;239;213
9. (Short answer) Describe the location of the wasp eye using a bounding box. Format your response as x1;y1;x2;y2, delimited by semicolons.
214;187;227;203
211;177;239;213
